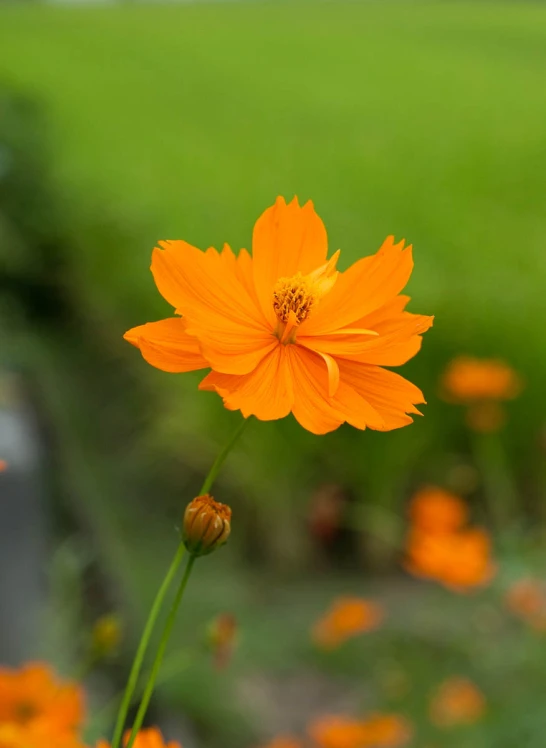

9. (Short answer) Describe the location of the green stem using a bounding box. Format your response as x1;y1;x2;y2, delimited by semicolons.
472;430;518;530
112;418;248;748
110;416;248;746
124;556;197;748
110;543;186;748
199;417;249;495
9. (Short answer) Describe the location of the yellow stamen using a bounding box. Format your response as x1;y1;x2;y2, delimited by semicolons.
273;273;317;324
272;252;340;330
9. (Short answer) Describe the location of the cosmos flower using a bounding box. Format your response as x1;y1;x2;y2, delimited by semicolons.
96;727;180;748
505;578;546;631
125;197;432;434
429;677;486;727
408;486;468;534
313;597;385;649
257;738;303;748
308;713;411;748
0;663;84;735
405;528;495;591
441;357;522;403
0;723;86;748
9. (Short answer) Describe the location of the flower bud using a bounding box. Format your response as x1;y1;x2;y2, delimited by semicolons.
182;494;232;556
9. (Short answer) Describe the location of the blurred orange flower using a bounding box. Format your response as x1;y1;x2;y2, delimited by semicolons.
357;715;412;747
313;597;385;649
0;460;7;472
309;713;411;748
96;727;181;748
405;527;495;591
429;677;486;727
0;723;86;748
308;484;347;544
258;737;304;748
441;356;522;403
0;663;84;734
505;578;546;630
125;196;432;435
207;613;238;669
408;487;468;534
465;401;507;433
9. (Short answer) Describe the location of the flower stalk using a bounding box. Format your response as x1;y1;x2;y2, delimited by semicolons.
110;417;248;748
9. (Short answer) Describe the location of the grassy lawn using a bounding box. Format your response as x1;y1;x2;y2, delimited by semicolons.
1;0;545;349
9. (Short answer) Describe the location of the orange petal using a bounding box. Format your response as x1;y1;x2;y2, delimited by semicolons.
303;236;414;335
300;310;433;366
199;344;294;421
337;360;425;430
152;241;274;374
123;318;209;373
252;197;328;324
317;351;340;397
287;347;385;434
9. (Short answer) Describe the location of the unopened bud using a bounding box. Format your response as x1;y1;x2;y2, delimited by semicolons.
182;494;232;556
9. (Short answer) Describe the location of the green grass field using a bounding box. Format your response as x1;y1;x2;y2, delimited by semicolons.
2;4;546;745
1;0;546;350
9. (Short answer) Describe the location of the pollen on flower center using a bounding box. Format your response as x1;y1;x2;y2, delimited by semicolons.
272;273;317;324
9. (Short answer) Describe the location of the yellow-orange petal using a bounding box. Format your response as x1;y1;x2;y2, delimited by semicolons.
123;318;209;373
199;344;294;421
299;306;432;366
287;347;385;434
0;724;87;748
252;197;329;325
337;360;425;431
0;662;85;733
302;236;413;336
409;487;468;534
151;241;273;375
441;356;523;403
96;726;181;748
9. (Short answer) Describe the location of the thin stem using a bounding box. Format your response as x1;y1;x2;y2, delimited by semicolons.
124;556;197;748
472;430;518;530
110;415;247;746
199;417;249;495
110;543;186;748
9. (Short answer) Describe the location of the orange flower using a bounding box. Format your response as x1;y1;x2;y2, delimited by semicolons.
408;487;468;534
357;715;412;747
309;714;411;748
125;197;432;435
405;528;495;591
206;613;238;669
429;677;486;727
96;727;181;748
313;597;385;649
505;578;546;630
258;737;304;748
0;723;86;748
465;401;506;433
441;356;522;403
0;460;7;472
0;663;84;733
308;484;347;544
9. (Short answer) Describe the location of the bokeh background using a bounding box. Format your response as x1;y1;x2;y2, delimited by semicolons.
1;1;546;746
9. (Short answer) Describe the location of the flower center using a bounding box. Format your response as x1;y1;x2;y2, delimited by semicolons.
15;701;37;724
272;273;317;324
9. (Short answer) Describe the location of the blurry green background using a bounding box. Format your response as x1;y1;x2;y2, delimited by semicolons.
1;1;546;747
